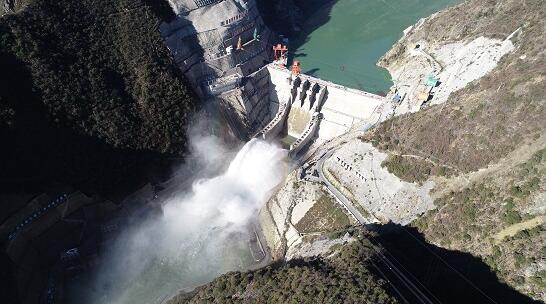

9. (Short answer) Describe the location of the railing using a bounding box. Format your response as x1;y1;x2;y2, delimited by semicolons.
194;0;222;8
7;194;68;241
221;10;249;27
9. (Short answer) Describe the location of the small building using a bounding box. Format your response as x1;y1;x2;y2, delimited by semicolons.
425;74;440;88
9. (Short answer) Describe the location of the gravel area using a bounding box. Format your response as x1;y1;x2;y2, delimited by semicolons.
323;139;435;225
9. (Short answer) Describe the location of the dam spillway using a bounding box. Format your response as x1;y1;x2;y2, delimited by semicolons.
255;64;390;157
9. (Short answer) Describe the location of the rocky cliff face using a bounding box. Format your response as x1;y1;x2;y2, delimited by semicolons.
1;0;28;15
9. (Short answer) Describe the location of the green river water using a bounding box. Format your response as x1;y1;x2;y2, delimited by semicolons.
293;0;463;94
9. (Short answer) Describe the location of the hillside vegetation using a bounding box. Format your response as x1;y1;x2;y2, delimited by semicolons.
168;237;397;304
0;0;196;193
369;0;545;300
413;149;546;299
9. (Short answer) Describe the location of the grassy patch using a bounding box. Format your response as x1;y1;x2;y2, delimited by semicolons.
381;154;454;184
295;190;351;234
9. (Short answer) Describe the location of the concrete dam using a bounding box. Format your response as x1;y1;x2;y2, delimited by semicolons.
161;0;389;156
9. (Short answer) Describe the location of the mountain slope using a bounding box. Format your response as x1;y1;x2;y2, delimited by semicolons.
367;0;546;300
0;0;197;193
168;237;397;304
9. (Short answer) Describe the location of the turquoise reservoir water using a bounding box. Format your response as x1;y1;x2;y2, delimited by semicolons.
293;0;462;94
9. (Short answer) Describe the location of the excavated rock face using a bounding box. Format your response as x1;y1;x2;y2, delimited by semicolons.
2;0;15;13
160;0;279;137
161;0;275;97
1;0;31;15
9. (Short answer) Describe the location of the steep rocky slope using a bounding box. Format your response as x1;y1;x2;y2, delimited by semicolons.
368;0;545;300
373;0;545;173
0;0;197;194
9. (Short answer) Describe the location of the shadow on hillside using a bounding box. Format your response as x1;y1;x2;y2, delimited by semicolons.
369;223;540;304
143;0;176;22
0;52;172;198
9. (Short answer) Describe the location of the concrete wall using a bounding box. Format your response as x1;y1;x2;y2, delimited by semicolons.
319;84;385;139
289;112;321;157
260;101;290;141
266;65;387;141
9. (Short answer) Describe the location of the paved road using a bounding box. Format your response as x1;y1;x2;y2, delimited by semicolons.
316;148;435;304
316;150;369;224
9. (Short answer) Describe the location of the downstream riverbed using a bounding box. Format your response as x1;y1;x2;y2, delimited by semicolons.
64;139;287;304
293;0;463;94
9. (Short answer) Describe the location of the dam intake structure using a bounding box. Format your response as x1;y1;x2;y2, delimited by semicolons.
254;64;390;158
255;71;327;157
161;0;392;157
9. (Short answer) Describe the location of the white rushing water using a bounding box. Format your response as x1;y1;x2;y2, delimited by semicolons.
68;138;287;304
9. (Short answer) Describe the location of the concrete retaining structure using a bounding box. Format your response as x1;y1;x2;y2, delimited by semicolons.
289;112;322;157
253;64;387;157
267;65;387;141
259;100;290;141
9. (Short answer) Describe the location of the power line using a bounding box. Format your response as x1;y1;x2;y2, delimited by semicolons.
367;154;497;303
379;244;443;304
398;225;499;304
